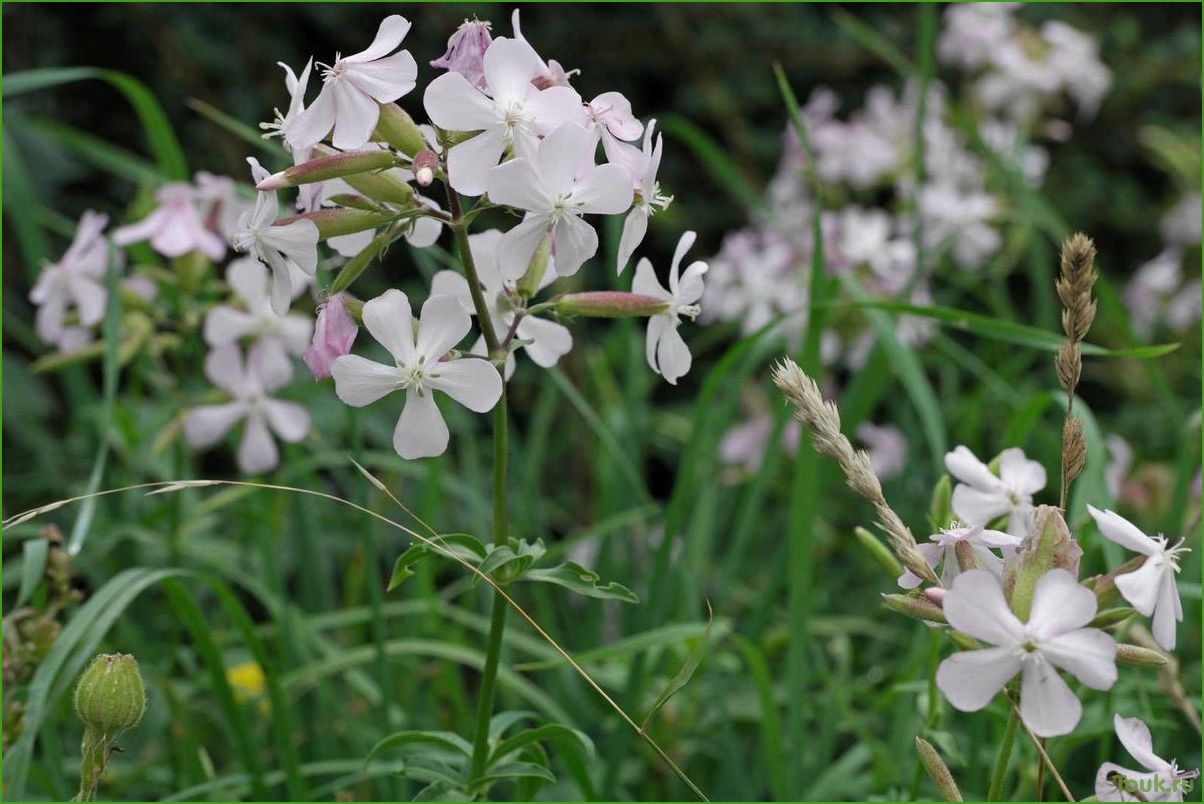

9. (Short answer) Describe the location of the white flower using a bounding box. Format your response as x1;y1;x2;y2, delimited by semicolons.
509;9;578;89
287;16;418;151
260;58;312;150
1087;506;1188;651
30;210;112;350
423;36;585;196
430;229;571;379
587;91;643;143
898;521;1021;589
203;258;314;381
1096;715;1195;802
1105;434;1133;499
605;119;672;274
193;172;254;241
330;289;503;459
231;158;319;315
488;123;632;279
184;344;310;474
935;568;1117;737
632;230;707;385
946;445;1046;538
112;182;226;261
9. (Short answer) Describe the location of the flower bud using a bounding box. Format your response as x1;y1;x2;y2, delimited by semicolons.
304;294;359;380
515;231;552;299
930;474;952;528
308;146;417;207
276;209;393;240
1088;606;1136;628
1005;505;1082;620
553;291;670;319
924;586;947;606
1115;643;1169;668
374;103;428;157
881;592;946;624
256;149;396;191
74;654;146;735
853;526;903;579
915;736;963;803
412;150;439;187
430;19;492;91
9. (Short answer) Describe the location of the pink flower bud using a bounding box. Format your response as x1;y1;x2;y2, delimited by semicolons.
554;291;671;318
304;294;358;380
430;19;492;91
412;150;438;187
923;587;947;607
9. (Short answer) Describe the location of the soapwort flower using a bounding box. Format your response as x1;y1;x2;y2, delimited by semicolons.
184;344;310;474
330;289;503;459
1088;506;1188;651
897;522;1021;588
946;445;1046;538
632;230;707;384
30;210;112;350
287;16;418;151
112;182;226;261
935;568;1117;737
1096;714;1197;802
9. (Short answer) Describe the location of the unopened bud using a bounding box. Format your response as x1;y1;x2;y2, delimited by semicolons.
515;231;552;299
75;654;146;735
304;294;359;381
915;736;963;802
924;586;947;607
930;474;952;529
1005;505;1082;620
374;103;428;156
1088;606;1136;628
257;149;396;191
310;145;416;206
276;209;393;240
881;592;946;624
853;526;903;579
412;150;438;187
553;291;670;319
1116;643;1169;668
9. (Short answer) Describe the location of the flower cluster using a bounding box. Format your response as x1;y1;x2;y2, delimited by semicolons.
24;11;707;472
1124;191;1202;339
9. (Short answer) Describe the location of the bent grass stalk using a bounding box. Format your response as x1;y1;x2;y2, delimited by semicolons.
5;478;709;802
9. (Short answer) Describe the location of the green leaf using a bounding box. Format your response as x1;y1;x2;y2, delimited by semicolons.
830;6;914;76
366;731;473;765
3;67;188;179
523;561;639;603
473;761;556;787
187;97;283;155
329;230;396;294
16;538;49;606
386;533;486;591
14;117;159;183
855;300;1180;359
490;723;596;767
477;538;546;585
2;126;51;280
640;601;714;731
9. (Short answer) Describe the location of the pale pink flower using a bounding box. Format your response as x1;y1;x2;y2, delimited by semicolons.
30;210;112;350
184;344;310;474
606;119;671;274
330;289;503;459
632;231;707;385
304;293;358;380
431;19;493;91
488;123;632;279
946;445;1046;538
112;182;226;261
936;569;1117;737
897;521;1021;589
1096;715;1196;802
287;16;418;151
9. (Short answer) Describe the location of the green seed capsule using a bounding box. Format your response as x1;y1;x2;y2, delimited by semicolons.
74;654;146;735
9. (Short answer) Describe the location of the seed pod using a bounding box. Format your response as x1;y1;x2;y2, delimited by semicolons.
74;654;146;735
553;291;670;318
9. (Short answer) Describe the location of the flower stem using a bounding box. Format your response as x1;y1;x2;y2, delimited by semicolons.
450;180;511;791
469;390;510;788
74;726;109;802
987;709;1019;802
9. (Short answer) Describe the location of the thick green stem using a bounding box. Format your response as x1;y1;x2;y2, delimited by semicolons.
447;191;500;357
987;709;1020;802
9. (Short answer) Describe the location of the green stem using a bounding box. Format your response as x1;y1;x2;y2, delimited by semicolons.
469;391;510;788
988;709;1020;802
447;191;500;356
75;727;109;802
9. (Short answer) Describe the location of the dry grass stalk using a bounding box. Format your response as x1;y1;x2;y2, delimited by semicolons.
1055;232;1098;507
772;358;938;585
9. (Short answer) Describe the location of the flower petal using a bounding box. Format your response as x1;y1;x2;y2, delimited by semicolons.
942;569;1024;646
536;123;596;196
573;163;634;215
1150;570;1181;651
487;156;549;212
1019;658;1081;737
428;357;502;413
1027;568;1098;638
204;344;250;398
515;316;572;367
497;214;552;280
616;206;649;274
951;485;1011;527
347;51;417;103
653;318;691;384
416;294;471;361
448;128;507;196
286;85;336;151
550;214;597;277
184;402;246;448
482;37;545;103
999;447;1047;495
935;646;1021;712
1113;715;1166;773
331;354;402;406
1042;628;1117;690
344;15;412;63
361;288;415;364
430;270;475;314
330;82;381;150
1087;506;1159;556
945;445;1002;490
1114;556;1164;617
393;389;449;459
263;399;311;443
423;70;498;131
238;412;279;474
